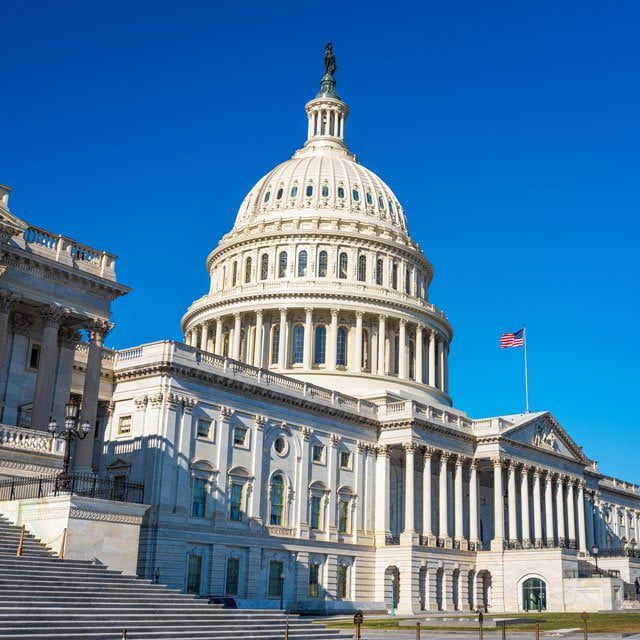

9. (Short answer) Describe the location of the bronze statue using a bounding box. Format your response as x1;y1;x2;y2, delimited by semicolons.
324;43;336;76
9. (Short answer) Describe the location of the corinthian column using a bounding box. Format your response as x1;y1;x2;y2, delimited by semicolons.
469;460;479;547
278;308;287;369
545;471;555;546
354;311;363;373
303;308;313;369
556;475;566;547
507;461;518;545
492;457;505;550
521;465;531;547
428;330;437;387
402;442;417;543
415;324;423;383
0;291;20;381
232;313;242;361
533;469;543;547
567;479;577;548
439;451;450;541
577;481;587;554
254;311;264;367
199;322;209;352
377;315;387;375
454;455;465;543
328;308;338;371
437;338;444;390
398;319;407;379
422;447;435;539
31;305;69;431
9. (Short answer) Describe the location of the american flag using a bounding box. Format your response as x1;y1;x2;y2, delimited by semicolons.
500;329;524;349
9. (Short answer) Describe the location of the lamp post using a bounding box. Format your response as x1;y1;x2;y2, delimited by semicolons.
591;545;600;574
48;398;92;482
279;571;285;610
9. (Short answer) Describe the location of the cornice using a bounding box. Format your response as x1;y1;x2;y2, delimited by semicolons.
380;418;476;444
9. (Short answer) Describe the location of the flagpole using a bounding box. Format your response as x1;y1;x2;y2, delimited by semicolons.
523;324;530;413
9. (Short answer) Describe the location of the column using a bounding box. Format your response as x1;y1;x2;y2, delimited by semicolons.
278;308;287;369
436;338;444;390
415;324;423;383
438;451;450;541
377;315;386;375
577;482;587;554
422;447;435;540
199;322;209;352
520;465;531;547
75;318;111;473
428;330;437;387
402;442;417;542
398;319;407;379
214;319;223;356
31;305;68;431
567;479;576;548
251;416;266;523
533;469;543;547
253;311;264;367
328;308;338;372
374;445;391;544
469;460;479;547
507;461;517;545
354;311;363;373
444;344;449;393
0;291;20;380
556;475;566;547
492;458;505;550
303;308;313;369
232;313;242;360
544;472;555;547
585;491;595;551
454;455;464;543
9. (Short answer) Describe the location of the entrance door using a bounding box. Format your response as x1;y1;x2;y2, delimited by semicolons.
268;560;284;599
186;555;203;594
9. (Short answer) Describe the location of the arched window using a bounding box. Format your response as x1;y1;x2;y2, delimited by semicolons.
522;577;547;611
391;262;398;290
393;334;399;374
378;196;385;209
306;184;313;197
337;327;348;367
321;185;329;198
260;254;269;280
388;201;394;214
357;254;367;282
292;325;304;364
409;340;415;379
362;329;369;371
264;191;270;203
337;186;345;199
232;262;238;287
269;474;285;526
366;192;373;205
338;253;348;279
278;251;287;278
352;189;360;202
314;326;326;364
222;266;226;289
271;326;280;365
291;185;298;198
375;258;383;286
244;257;252;283
405;267;411;294
318;251;328;277
276;187;283;200
297;250;308;277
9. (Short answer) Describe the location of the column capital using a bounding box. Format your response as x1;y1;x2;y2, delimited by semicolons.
455;454;467;467
329;433;341;447
355;310;364;319
58;327;82;350
428;328;437;339
520;463;531;474
423;446;436;459
219;406;234;420
0;290;20;314
378;313;388;322
469;458;479;470
376;444;391;458
85;318;112;342
491;456;505;468
234;311;242;319
533;467;543;478
254;414;267;429
440;450;451;463
301;425;313;440
330;308;340;318
41;305;69;328
305;307;314;316
403;441;418;453
11;312;33;334
255;309;263;318
399;318;407;327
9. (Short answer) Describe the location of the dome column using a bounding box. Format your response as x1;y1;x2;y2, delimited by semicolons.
377;315;387;376
199;322;209;352
278;308;288;369
232;313;242;360
303;308;313;369
398;319;407;379
254;311;264;368
354;311;363;373
437;337;445;390
428;330;437;387
214;319;223;356
415;324;424;384
328;308;339;371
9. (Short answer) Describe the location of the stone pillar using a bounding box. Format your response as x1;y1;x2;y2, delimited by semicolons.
444;343;449;393
567;479;576;548
437;338;444;390
278;308;287;369
469;460;479;547
507;461;517;545
232;313;242;360
214;407;232;529
428;330;437;387
556;475;566;547
438;451;450;541
374;445;391;544
533;469;543;546
377;315;386;375
454;455;464;543
422;447;435;539
0;291;20;381
520;465;531;547
254;311;264;367
75;319;111;473
31;305;68;431
328;308;338;372
199;322;209;352
577;482;587;554
398;319;407;379
250;416;266;525
297;426;312;535
354;311;363;373
492;458;505;550
214;319;223;356
303;308;313;369
545;472;555;547
585;491;595;551
402;442;417;543
415;324;423;383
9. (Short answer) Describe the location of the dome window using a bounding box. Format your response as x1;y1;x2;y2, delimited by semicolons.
276;188;283;200
357;254;367;282
318;251;328;277
337;186;345;199
297;250;308;277
260;254;269;280
391;262;398;290
378;196;385;209
375;258;384;286
291;185;298;198
314;326;326;364
264;191;271;203
336;327;348;367
278;251;288;278
292;325;305;364
366;192;373;205
321;185;329;198
306;185;313;197
338;252;348;280
352;189;360;202
388;201;394;214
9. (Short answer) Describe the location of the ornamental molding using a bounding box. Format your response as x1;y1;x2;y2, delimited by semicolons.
69;508;144;525
11;312;33;334
58;327;82;350
0;290;20;313
0;459;61;473
380;418;475;445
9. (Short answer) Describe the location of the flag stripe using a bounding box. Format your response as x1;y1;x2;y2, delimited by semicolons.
500;329;524;349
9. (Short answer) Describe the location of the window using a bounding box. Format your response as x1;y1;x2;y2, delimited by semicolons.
391;262;398;289
274;437;287;456
338;252;348;279
357;254;366;282
232;262;238;286
225;557;240;595
337;186;345;199
269;475;285;525
276;187;283;200
292;326;304;364
321;185;329;198
268;560;284;598
337;563;349;599
229;482;244;521
314;326;326;364
264;191;270;203
271;326;280;364
192;478;207;517
338;499;350;534
196;419;211;439
522;577;547;611
28;344;41;370
278;251;287;278
405;267;411;294
290;185;298;198
186;555;203;594
378;195;385;209
340;451;352;470
389;201;395;215
318;251;328;277
244;257;252;283
393;335;399;375
312;445;325;464
352;189;360;202
375;258;383;286
336;327;348;367
305;184;313;197
310;496;322;530
309;563;320;597
233;427;248;448
297;250;308;277
366;191;373;205
260;254;269;280
409;340;415;379
117;415;132;436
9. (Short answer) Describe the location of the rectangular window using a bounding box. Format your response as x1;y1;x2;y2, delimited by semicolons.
267;560;284;598
338;499;350;535
337;563;348;599
225;557;240;595
233;427;248;448
196;419;211;439
186;555;203;594
312;445;325;464
229;482;244;522
117;415;132;436
192;478;207;517
340;451;352;470
309;563;320;597
310;496;322;530
28;344;41;370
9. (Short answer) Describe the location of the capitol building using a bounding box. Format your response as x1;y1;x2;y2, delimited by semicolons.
0;51;639;617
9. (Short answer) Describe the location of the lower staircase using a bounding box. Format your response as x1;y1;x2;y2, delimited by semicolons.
0;515;351;640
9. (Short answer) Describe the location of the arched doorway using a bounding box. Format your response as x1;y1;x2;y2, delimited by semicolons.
452;569;460;610
522;577;547;611
435;568;444;611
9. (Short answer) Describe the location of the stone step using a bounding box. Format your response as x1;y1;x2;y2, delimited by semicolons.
0;629;348;639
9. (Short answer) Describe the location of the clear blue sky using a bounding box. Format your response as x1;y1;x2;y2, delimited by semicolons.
2;1;639;482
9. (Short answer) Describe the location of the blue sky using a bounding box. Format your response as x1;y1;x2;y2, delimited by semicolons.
1;1;639;482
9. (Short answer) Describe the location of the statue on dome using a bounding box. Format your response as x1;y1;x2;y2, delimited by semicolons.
324;43;337;76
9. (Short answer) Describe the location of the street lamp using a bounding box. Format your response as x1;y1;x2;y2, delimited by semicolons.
279;571;285;611
591;544;600;574
48;398;92;481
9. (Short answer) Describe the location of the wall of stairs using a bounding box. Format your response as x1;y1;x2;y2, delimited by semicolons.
0;515;352;640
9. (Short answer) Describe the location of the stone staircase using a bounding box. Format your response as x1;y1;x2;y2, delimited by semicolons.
0;515;351;640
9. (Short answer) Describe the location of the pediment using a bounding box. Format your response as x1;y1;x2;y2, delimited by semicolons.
0;206;28;239
503;413;587;463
